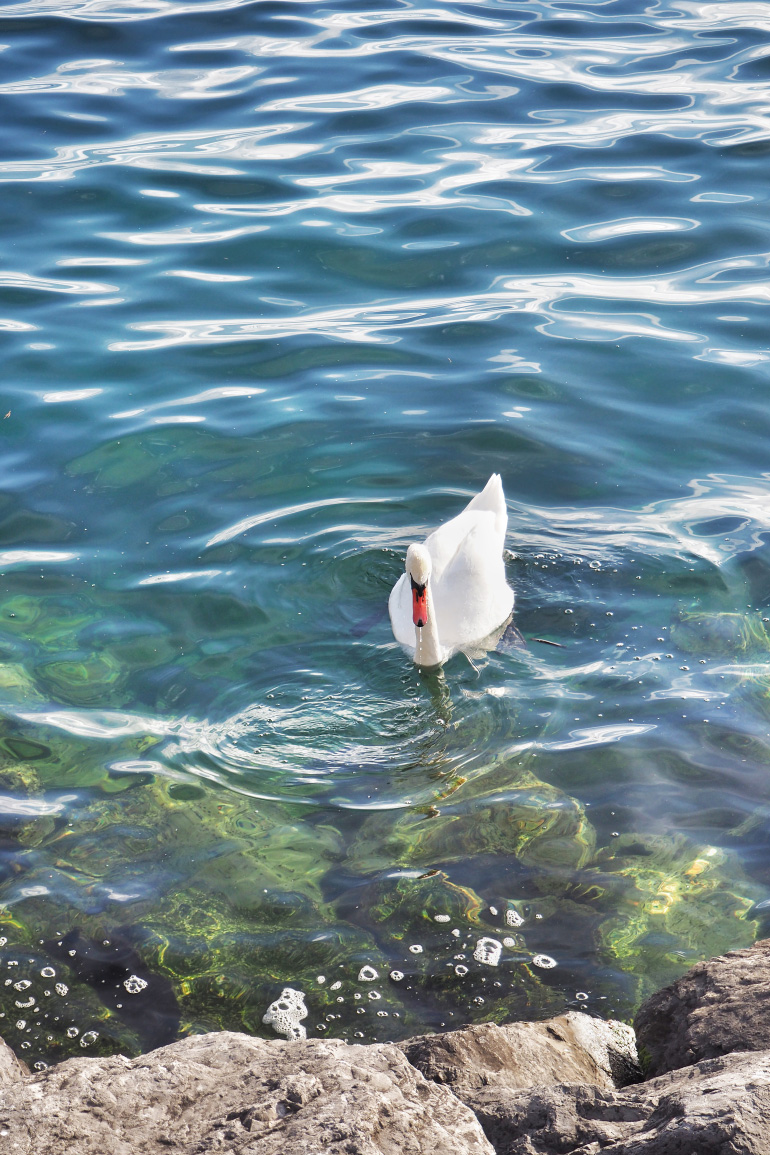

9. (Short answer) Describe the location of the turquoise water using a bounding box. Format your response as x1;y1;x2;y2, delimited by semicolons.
1;0;770;1066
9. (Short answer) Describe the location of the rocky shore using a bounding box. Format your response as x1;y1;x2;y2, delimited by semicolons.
2;939;770;1153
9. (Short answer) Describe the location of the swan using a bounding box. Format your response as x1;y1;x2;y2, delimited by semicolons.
389;474;515;667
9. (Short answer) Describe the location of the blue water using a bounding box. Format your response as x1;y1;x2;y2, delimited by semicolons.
1;0;770;1066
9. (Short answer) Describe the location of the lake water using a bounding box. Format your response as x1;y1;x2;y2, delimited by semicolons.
1;0;770;1067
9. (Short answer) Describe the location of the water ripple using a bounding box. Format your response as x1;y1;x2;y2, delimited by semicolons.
0;64;260;99
0;125;316;183
109;251;770;350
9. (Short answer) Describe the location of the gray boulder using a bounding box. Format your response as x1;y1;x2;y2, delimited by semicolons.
0;1030;494;1155
634;937;770;1076
0;1037;26;1086
464;1049;770;1154
400;1012;640;1095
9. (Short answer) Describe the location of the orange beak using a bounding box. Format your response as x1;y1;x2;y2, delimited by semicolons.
411;578;427;628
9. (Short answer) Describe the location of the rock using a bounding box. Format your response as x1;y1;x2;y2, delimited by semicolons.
400;1011;640;1096
0;1030;494;1155
463;1049;770;1154
0;1037;27;1085
634;936;770;1076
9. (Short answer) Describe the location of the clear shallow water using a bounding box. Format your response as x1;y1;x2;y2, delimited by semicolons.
1;0;770;1065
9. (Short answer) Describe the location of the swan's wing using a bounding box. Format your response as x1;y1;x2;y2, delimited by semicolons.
462;473;508;540
433;516;514;650
424;509;487;582
424;476;508;582
388;571;415;650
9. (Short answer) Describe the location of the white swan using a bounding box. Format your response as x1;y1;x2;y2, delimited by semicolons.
389;474;514;667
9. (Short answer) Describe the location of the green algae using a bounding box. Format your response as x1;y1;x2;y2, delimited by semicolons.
591;832;761;1000
346;766;596;875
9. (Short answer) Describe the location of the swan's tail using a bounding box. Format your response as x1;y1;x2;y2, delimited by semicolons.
464;473;507;538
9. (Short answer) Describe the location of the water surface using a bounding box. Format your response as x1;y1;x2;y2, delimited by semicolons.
1;0;770;1066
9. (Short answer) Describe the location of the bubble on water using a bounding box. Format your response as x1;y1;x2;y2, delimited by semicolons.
376;1010;388;1017
532;954;557;969
455;965;468;977
576;991;589;1001
33;1061;48;1072
330;981;342;991
262;987;308;1040
389;970;404;982
15;1020;26;1030
367;991;381;1001
15;997;34;1009
336;996;344;1003
502;938;516;948
0;938;6;947
316;975;326;985
66;1026;79;1038
40;968;55;979
55;984;68;997
489;906;498;916
433;914;450;923
473;937;502;967
451;929;460;937
505;909;524;928
356;1007;365;1014
408;945;423;955
358;966;379;982
473;996;485;1005
123;975;148;995
13;980;31;992
80;1031;98;1048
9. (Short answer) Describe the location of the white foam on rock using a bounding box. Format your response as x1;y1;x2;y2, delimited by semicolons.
262;987;308;1040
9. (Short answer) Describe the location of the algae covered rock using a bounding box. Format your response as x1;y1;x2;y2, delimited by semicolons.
346;766;596;874
591;831;761;999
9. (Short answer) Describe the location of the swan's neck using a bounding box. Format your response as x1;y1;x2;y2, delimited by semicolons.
414;585;443;667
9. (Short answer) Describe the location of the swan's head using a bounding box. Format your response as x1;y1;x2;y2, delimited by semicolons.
406;543;431;628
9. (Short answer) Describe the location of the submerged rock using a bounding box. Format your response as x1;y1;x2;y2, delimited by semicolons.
347;768;596;874
592;830;760;999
